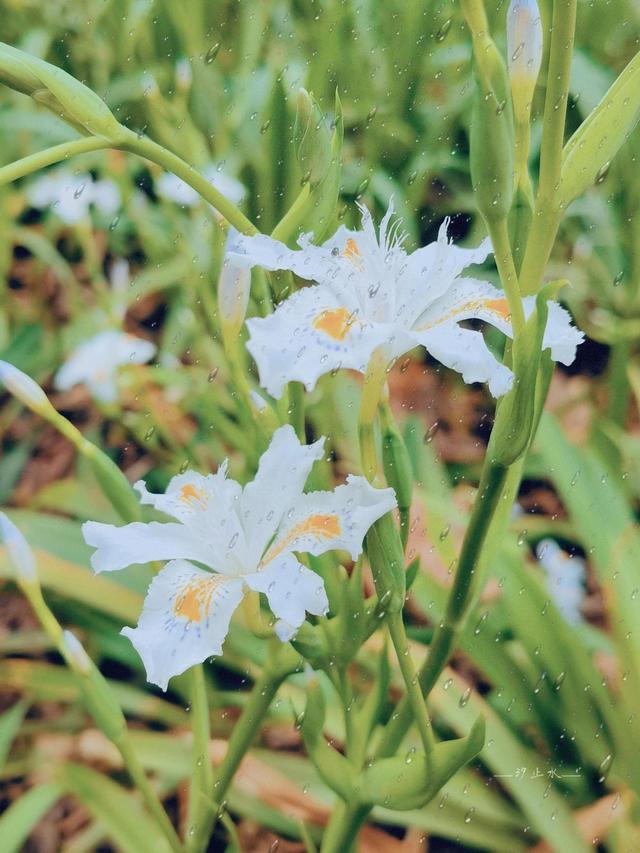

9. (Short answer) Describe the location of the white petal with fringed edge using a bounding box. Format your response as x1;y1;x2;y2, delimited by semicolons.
82;425;396;688
122;560;245;690
261;475;397;565
230;202;583;398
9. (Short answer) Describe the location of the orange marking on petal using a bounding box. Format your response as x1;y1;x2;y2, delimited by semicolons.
313;307;355;340
173;576;219;622
483;298;511;320
342;238;361;260
418;296;511;330
180;483;207;507
263;513;342;565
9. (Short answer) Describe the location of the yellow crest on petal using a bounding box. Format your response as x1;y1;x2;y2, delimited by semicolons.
173;575;222;622
263;513;342;565
313;307;355;340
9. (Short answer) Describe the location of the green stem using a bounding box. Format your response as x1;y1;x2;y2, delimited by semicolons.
271;183;311;243
209;648;298;829
186;665;214;853
0;136;108;187
519;0;578;296
322;458;515;849
320;801;367;853
379;460;508;753
386;611;434;757
116;128;257;235
358;349;388;482
607;339;631;426
486;218;525;333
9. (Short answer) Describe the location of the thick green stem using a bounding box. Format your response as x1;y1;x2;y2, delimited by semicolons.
186;665;214;853
386;611;434;757
320;801;368;853
519;0;578;296
0;136;108;187
358;349;388;482
117;128;257;235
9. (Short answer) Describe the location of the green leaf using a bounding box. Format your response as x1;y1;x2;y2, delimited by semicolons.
56;763;173;853
560;49;640;207
298;679;356;800
430;668;591;852
0;783;62;853
0;700;28;771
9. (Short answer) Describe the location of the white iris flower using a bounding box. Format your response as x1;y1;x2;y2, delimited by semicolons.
82;425;396;690
228;203;583;398
54;330;156;404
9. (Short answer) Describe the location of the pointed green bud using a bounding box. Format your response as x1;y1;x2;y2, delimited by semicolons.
491;281;564;465
366;514;406;613
559;49;640;208
0;42;123;140
508;179;534;274
381;409;414;545
469;40;515;223
355;715;485;810
293;88;332;188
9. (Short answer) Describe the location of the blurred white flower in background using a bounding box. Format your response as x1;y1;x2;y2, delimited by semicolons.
54;329;156;404
536;538;586;625
27;170;120;224
156;164;245;211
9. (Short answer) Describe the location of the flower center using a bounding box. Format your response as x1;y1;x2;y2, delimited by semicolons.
313;307;355;340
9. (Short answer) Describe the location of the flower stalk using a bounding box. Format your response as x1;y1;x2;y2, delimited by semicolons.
186;665;215;853
519;0;578;296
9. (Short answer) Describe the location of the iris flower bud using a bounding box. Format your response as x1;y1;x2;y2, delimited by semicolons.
507;0;543;124
218;251;251;337
0;512;37;583
0;42;123;140
0;360;49;415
